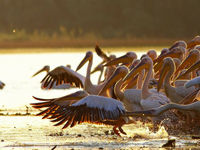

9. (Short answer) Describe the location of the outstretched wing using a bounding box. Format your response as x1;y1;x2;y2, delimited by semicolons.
41;66;85;89
31;95;125;129
95;45;111;62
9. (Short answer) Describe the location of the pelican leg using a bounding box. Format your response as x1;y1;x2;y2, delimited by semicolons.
113;118;127;136
113;126;120;136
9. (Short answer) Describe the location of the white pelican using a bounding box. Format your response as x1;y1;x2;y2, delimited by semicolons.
0;81;5;89
157;57;195;103
31;91;130;136
32;65;73;89
123;56;170;110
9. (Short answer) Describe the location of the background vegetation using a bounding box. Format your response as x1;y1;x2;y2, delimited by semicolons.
0;0;200;47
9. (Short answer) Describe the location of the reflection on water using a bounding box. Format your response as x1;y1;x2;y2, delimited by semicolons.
0;48;146;111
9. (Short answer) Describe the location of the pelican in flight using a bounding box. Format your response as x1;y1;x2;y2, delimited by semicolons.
31;91;131;136
32;65;74;89
157;57;195;103
0;81;5;89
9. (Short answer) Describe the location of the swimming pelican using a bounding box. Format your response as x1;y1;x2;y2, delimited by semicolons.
157;57;195;103
32;65;73;89
31;91;130;136
0;81;5;89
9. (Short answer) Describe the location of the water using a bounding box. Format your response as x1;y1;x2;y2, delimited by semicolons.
1;48;199;149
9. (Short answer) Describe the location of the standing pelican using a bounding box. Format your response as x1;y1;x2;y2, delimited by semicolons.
157;57;195;103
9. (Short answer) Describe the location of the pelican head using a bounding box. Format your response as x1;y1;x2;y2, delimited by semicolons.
157;57;175;92
174;49;200;78
123;56;152;83
104;52;137;66
76;51;93;71
187;35;200;49
98;65;128;95
147;49;157;61
154;46;185;64
169;40;187;50
32;65;50;77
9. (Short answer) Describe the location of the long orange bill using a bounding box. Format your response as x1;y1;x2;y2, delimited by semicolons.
157;64;169;92
176;60;200;80
123;60;146;84
98;67;124;95
154;50;181;64
153;60;163;73
104;55;133;66
76;53;90;71
174;51;199;78
122;74;138;89
32;66;48;77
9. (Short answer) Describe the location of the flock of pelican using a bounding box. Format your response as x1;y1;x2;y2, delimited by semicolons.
31;35;200;136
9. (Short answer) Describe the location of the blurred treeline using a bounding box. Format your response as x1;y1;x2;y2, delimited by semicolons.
0;0;200;45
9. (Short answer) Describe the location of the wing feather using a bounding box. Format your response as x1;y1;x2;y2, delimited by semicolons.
41;66;85;89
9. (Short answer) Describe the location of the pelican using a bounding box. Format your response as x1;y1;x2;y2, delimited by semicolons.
157;57;195;103
0;81;5;89
32;65;73;89
31;91;131;136
123;56;170;110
